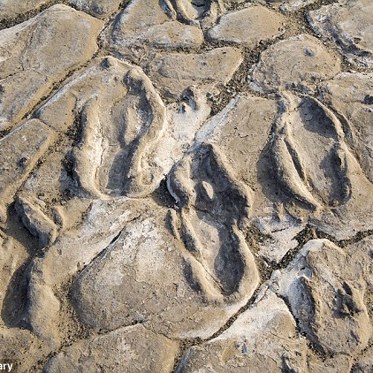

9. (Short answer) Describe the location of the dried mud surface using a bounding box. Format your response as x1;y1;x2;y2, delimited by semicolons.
0;0;372;372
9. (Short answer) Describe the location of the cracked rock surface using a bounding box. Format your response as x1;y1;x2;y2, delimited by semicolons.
0;1;372;372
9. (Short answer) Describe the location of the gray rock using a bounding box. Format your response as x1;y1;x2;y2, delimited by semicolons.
68;0;123;18
103;0;204;53
308;0;373;67
271;239;372;355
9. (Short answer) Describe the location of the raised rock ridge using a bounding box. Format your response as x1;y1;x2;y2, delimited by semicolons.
0;1;372;372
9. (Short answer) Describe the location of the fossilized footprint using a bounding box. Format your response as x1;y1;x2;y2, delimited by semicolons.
73;65;167;198
167;143;259;302
272;92;355;211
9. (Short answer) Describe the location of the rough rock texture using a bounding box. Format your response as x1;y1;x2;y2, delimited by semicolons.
249;34;341;93
176;290;308;372
271;238;372;355
318;72;373;183
0;0;50;20
103;0;204;54
0;1;372;372
0;5;103;131
270;91;373;239
72;202;259;339
207;5;286;47
308;0;373;67
0;119;55;222
68;0;123;18
147;47;243;98
268;0;317;12
45;324;179;373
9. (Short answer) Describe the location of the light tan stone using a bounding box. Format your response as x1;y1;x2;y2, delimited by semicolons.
272;239;372;355
68;0;123;18
0;5;103;131
45;325;179;373
249;34;341;93
0;234;28;327
270;91;373;239
177;291;308;372
208;5;286;47
0;327;47;373
15;196;58;248
352;345;373;372
36;56;209;200
0;0;372;369
22;198;143;343
147;47;243;98
104;0;204;52
0;119;56;222
72;202;259;339
318;72;373;183
268;0;317;12
193;94;305;263
0;0;49;19
309;0;373;67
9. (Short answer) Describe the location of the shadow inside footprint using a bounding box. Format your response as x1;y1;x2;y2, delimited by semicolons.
271;92;354;210
168;143;258;301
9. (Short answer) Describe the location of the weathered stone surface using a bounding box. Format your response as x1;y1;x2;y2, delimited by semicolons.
271;239;372;355
0;327;47;373
161;0;225;27
68;0;123;18
318;72;373;183
268;0;317;12
38;56;167;198
148;47;243;98
177;290;308;372
0;1;372;370
0;0;49;20
72;201;259;339
15;196;58;248
208;5;286;47
45;325;179;373
193;94;305;263
0;234;28;325
0;5;103;131
308;354;353;373
270;91;373;239
0;119;55;222
249;34;341;93
22;198;142;342
104;0;204;53
36;56;209;199
352;346;373;372
309;0;373;67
